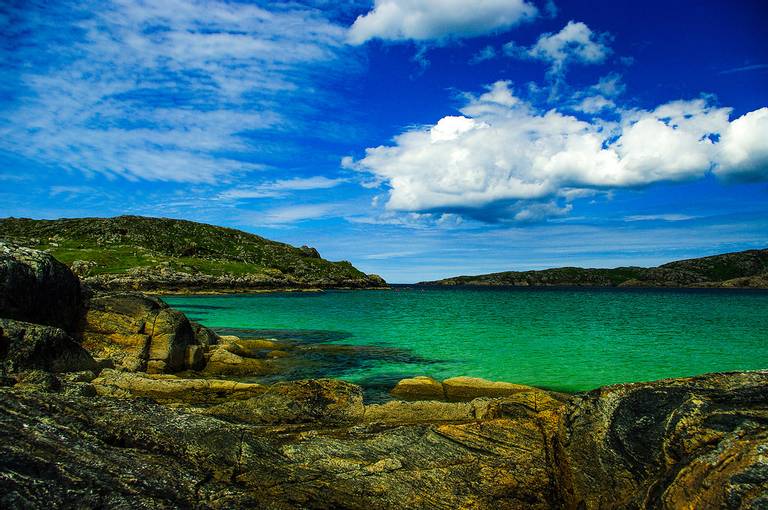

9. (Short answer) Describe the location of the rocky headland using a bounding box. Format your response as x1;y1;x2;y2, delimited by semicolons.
1;243;767;509
0;216;387;293
420;248;768;288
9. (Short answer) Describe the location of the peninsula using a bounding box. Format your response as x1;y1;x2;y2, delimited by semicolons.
420;248;768;288
0;216;386;293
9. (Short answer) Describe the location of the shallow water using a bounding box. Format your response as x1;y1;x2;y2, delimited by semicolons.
166;286;768;393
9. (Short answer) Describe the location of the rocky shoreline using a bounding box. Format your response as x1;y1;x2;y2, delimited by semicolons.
2;243;767;508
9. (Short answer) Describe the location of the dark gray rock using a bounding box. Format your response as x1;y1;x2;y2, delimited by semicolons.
0;318;97;374
0;243;81;331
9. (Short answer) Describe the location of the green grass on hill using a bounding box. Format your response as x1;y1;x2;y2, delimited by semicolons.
0;216;375;284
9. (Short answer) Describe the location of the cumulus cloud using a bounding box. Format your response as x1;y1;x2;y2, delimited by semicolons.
347;0;538;45
504;21;611;82
715;107;768;181
345;81;768;222
0;1;352;183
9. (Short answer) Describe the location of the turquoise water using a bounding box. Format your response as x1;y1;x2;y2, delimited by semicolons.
166;287;768;393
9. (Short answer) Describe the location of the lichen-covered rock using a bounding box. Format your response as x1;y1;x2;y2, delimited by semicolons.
390;376;445;400
0;371;765;509
442;376;539;401
207;378;364;425
364;398;502;424
201;344;274;376
0;318;97;374
0;243;81;331
190;321;219;348
91;369;266;404
557;370;768;509
78;292;197;373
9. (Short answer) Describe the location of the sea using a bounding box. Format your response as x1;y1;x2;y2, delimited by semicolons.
165;286;768;396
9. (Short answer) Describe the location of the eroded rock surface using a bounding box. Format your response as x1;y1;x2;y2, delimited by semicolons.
79;291;198;373
1;371;766;509
0;318;97;374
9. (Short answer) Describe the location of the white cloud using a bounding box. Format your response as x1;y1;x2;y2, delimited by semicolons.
217;176;347;200
624;214;698;222
715;107;768;181
470;45;497;64
504;21;611;80
346;81;768;222
248;203;343;226
347;0;538;45
574;95;615;113
1;1;351;183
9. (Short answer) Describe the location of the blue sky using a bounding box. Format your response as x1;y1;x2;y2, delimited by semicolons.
1;0;767;282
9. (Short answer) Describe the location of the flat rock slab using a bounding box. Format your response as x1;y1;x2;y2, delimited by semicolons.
92;369;266;404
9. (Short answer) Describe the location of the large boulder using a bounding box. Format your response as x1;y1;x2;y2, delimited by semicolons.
390;376;445;400
0;318;97;374
0;243;81;332
200;343;275;376
442;376;539;401
79;292;196;373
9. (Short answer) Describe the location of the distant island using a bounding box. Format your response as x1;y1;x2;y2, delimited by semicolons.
420;248;768;289
0;216;386;293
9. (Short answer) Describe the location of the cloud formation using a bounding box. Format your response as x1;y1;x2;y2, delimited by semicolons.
347;0;538;45
0;0;351;183
345;81;768;222
504;20;611;87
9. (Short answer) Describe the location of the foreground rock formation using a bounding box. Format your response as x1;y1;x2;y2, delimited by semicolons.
1;370;766;509
1;243;767;508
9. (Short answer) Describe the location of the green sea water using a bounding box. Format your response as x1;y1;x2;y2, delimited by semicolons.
165;287;768;394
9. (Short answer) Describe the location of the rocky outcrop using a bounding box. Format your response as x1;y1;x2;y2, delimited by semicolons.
2;370;765;509
556;371;768;509
0;318;97;374
206;378;365;426
390;375;558;404
390;376;445;400
78;291;198;373
0;243;81;331
84;265;387;293
201;343;275;376
92;369;266;404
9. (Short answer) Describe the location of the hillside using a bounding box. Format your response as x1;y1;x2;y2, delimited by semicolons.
419;248;768;288
0;216;386;292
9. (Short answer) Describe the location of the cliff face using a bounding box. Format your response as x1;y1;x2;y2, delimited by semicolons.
420;248;768;288
0;216;386;291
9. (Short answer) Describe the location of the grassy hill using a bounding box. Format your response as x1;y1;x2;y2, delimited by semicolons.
0;216;386;292
419;249;768;288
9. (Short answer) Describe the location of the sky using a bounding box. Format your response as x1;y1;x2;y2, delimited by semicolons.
1;0;767;283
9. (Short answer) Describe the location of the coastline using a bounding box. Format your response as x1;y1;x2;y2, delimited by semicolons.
2;244;768;508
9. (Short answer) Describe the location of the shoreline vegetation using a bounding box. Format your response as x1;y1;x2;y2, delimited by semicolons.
1;215;766;294
2;232;768;508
